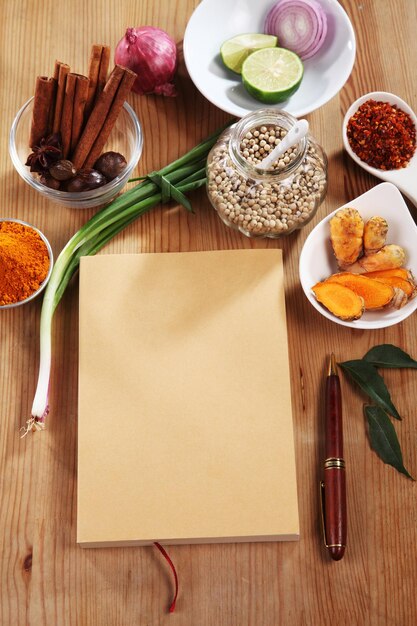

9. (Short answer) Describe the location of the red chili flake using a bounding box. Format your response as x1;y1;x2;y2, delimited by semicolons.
346;99;416;170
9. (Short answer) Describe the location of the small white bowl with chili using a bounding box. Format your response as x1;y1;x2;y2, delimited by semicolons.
342;91;417;206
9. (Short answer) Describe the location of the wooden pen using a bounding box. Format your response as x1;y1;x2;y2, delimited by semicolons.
320;353;347;560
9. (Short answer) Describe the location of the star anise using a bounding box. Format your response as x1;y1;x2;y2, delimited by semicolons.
25;133;63;173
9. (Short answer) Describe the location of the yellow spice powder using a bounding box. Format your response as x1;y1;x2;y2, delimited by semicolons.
0;221;50;305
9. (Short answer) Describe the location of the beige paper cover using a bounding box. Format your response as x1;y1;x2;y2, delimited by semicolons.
77;250;299;546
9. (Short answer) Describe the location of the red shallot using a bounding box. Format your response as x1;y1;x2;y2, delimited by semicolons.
265;0;328;60
114;26;177;96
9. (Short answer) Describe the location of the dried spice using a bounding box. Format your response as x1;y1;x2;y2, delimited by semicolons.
25;133;62;173
25;50;136;194
347;99;416;170
39;173;61;190
94;151;127;180
65;168;106;192
49;159;76;181
0;221;50;306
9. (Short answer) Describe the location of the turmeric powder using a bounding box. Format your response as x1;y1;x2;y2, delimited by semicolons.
0;220;50;306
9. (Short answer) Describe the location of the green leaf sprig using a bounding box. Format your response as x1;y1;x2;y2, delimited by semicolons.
339;344;416;480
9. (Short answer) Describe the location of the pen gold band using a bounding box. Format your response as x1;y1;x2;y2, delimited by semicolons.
326;544;346;548
324;457;345;470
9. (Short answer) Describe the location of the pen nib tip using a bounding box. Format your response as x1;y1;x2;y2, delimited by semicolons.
328;353;337;376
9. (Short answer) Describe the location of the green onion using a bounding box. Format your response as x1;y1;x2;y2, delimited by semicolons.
24;125;227;434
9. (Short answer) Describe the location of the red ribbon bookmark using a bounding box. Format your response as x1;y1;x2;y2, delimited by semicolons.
154;542;179;613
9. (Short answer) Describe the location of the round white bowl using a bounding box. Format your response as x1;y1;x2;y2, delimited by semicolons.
184;0;356;118
299;182;417;329
9;98;143;209
0;218;54;309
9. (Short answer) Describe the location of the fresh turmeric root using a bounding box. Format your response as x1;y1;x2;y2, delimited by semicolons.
358;244;406;272
391;288;409;309
363;268;413;281
364;268;416;299
312;281;365;321
363;216;388;255
367;275;416;298
329;208;364;269
344;245;407;273
315;208;414;319
325;273;394;309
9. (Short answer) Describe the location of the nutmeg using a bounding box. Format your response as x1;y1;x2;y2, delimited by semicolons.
39;173;61;190
94;151;127;180
49;159;77;181
65;169;107;192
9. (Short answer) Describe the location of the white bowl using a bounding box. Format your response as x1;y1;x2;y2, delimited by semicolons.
184;0;356;118
342;91;417;206
299;182;417;329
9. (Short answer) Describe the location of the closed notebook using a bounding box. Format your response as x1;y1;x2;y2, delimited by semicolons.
77;249;299;547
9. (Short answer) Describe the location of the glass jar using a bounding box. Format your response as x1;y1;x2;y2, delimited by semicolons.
206;109;328;238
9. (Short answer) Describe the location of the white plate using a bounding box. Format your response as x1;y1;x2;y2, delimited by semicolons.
183;0;356;118
299;183;417;329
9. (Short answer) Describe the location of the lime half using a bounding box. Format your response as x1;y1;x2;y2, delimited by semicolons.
241;47;304;104
220;33;278;74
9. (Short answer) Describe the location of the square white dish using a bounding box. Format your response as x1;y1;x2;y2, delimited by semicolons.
299;182;417;329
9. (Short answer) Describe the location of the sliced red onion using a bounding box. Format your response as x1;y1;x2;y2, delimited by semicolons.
264;0;328;60
266;0;320;56
302;8;328;59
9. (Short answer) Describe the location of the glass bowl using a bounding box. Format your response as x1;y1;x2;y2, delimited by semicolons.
9;98;143;209
0;218;54;309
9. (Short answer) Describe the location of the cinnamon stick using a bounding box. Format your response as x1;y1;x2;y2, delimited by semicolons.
84;44;104;120
47;64;60;132
72;65;126;170
52;61;70;134
53;61;61;81
84;68;137;169
70;74;89;155
96;45;110;101
85;45;102;110
29;76;55;148
60;73;77;158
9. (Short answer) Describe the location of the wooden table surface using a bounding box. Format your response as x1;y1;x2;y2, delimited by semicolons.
1;1;417;624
